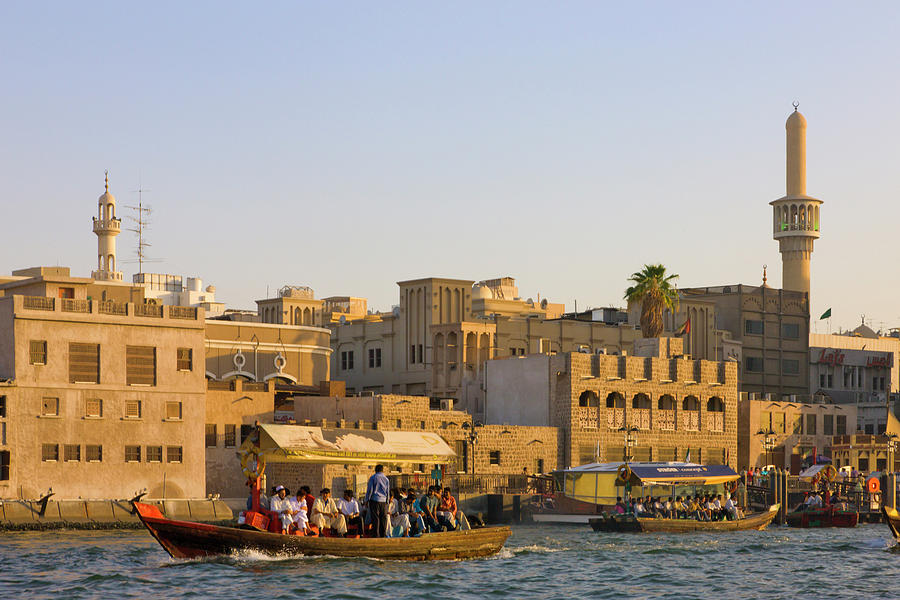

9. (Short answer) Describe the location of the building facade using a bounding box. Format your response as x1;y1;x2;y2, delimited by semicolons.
0;291;206;500
485;339;739;470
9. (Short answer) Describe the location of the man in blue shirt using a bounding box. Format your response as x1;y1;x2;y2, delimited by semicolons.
364;464;390;537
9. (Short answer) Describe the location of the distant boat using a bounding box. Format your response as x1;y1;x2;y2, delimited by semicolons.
589;504;779;533
786;506;858;528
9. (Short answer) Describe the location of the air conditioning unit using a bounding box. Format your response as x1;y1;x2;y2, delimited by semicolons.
440;398;454;411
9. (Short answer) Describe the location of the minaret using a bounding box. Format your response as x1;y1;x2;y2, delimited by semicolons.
770;103;822;296
91;171;123;281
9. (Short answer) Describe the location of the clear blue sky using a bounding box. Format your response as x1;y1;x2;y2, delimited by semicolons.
2;2;898;333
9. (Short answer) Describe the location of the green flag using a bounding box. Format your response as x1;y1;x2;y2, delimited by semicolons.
820;308;832;320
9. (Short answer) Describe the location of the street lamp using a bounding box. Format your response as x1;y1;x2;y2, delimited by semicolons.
618;426;640;463
461;421;483;476
756;428;776;471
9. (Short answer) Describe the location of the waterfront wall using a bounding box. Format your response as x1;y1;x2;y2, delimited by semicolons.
0;498;232;530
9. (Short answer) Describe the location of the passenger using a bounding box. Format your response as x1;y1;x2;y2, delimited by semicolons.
694;496;709;521
663;497;675;519
674;496;687;519
652;497;665;517
724;493;744;520
299;485;316;517
437;488;459;530
340;489;364;535
290;490;311;534
311;488;348;536
364;464;391;538
269;485;295;534
713;494;724;519
404;494;426;536
418;486;443;532
389;489;411;537
634;497;652;518
614;497;626;515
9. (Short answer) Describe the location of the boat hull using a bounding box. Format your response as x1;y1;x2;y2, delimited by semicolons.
785;507;858;528
133;502;511;561
883;506;900;540
589;505;780;533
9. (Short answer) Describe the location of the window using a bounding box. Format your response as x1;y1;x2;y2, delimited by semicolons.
240;424;253;444
205;424;217;447
224;424;236;448
177;347;193;372
167;446;183;463
824;414;834;436
744;356;764;373
340;350;355;370
805;414;817;436
744;320;764;335
410;345;416;364
124;399;142;419
69;342;100;384
64;444;81;462
125;445;141;462
0;395;5;418
579;445;596;465
165;401;182;420
417;344;423;364
781;323;800;339
85;398;103;418
86;445;102;462
368;348;382;368
126;346;156;386
489;451;501;465
0;451;8;481
29;340;47;365
146;446;162;463
535;458;544;474
41;397;59;417
42;443;59;462
837;415;847;435
782;359;800;376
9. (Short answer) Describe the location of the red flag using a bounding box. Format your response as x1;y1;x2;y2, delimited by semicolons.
675;317;691;336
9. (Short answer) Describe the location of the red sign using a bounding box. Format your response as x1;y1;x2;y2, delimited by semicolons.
867;355;890;368
817;349;845;366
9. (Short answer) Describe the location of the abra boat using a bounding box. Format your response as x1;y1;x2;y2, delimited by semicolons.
134;423;511;561
589;504;779;533
134;501;511;560
785;506;858;528
882;505;900;540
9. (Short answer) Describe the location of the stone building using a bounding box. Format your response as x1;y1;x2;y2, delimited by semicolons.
484;338;739;470
0;287;206;500
327;275;638;421
738;396;856;473
830;433;898;474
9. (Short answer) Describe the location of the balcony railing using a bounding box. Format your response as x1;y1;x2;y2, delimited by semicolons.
97;300;127;316
682;411;700;431
61;298;91;313
169;306;198;319
134;304;163;318
658;410;676;431
22;296;55;311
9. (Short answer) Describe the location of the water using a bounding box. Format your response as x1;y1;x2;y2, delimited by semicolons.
2;524;899;599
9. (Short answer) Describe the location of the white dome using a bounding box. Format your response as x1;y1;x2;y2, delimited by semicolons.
472;284;493;300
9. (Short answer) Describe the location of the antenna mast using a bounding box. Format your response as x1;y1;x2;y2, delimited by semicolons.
125;185;154;274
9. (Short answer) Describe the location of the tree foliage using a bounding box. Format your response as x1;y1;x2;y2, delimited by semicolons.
624;264;680;338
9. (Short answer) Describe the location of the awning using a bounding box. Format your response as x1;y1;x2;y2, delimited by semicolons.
798;464;837;482
242;424;456;465
626;464;739;485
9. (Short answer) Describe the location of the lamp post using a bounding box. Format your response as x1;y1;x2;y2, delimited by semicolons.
619;426;639;463
756;428;776;471
462;421;482;476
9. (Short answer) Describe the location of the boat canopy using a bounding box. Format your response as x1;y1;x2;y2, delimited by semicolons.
560;462;740;485
242;424;455;465
798;464;838;482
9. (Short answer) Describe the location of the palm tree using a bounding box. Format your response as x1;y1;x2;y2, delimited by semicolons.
624;264;680;338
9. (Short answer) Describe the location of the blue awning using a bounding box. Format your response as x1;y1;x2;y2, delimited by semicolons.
626;464;738;485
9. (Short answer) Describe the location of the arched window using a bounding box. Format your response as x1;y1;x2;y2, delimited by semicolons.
632;393;651;409
707;397;724;432
631;393;651;429
658;394;676;430
606;392;624;430
578;390;599;408
682;395;700;431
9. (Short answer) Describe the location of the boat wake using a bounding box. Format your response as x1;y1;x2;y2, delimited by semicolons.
490;544;567;559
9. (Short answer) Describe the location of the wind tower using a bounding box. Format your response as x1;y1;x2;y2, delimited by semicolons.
770;103;823;297
91;171;123;281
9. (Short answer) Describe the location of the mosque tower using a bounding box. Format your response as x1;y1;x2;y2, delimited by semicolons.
91;172;123;281
770;104;822;296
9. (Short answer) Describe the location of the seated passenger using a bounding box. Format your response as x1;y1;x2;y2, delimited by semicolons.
634;498;652;518
418;486;443;532
405;492;427;536
614;497;627;515
269;485;295;534
438;487;462;530
724;493;744;520
674;496;687;519
290;490;311;534
663;497;675;519
340;489;364;535
652;497;665;517
311;488;348;536
389;489;411;537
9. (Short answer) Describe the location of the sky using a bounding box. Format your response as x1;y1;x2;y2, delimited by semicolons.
1;2;899;333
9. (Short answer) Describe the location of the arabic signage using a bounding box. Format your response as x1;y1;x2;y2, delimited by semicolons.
811;347;893;369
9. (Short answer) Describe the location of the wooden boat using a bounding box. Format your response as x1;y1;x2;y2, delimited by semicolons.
882;505;900;540
589;504;779;533
134;501;511;561
786;506;858;528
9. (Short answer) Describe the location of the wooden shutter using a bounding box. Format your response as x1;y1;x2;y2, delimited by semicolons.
69;343;100;383
126;346;156;386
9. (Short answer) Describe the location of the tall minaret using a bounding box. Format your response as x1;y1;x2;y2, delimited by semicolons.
770;103;823;296
91;172;123;281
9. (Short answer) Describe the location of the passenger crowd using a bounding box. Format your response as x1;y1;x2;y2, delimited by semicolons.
248;464;470;538
610;493;745;521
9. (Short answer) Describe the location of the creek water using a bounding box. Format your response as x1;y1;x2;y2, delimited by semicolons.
2;524;899;599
